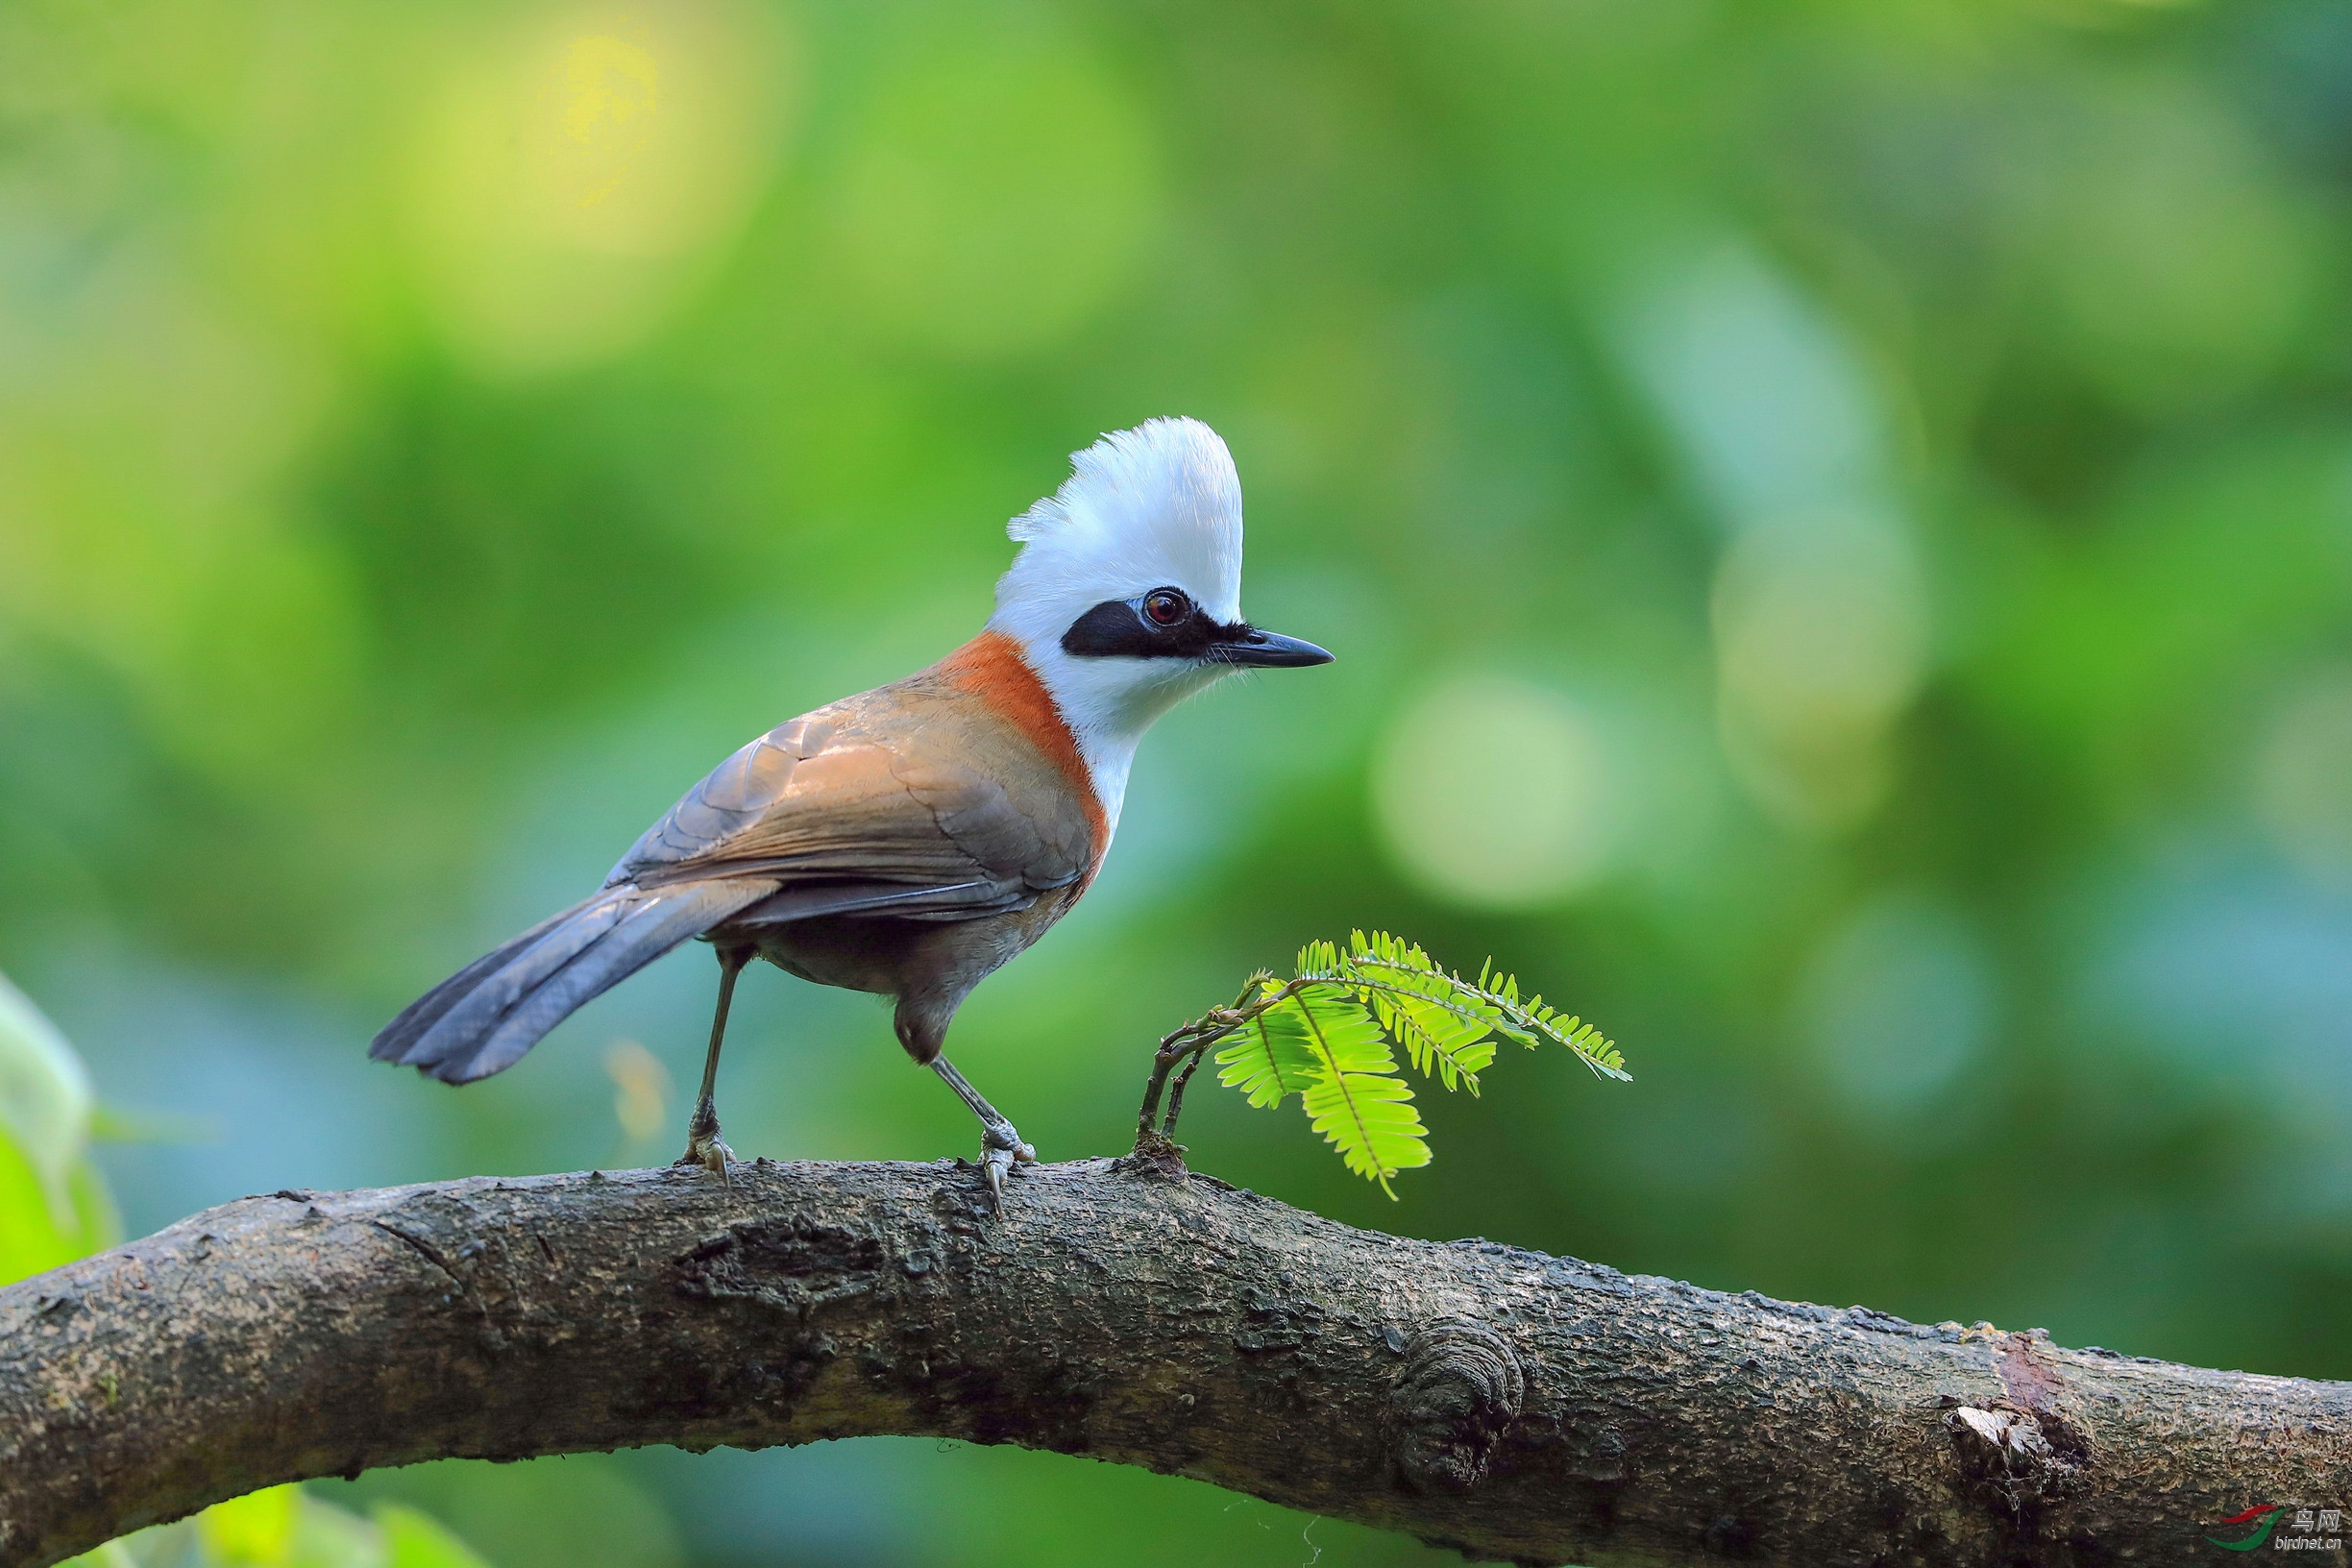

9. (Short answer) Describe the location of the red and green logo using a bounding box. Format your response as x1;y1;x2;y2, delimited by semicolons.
2207;1505;2285;1550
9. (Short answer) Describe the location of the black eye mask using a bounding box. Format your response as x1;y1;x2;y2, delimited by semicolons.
1061;588;1236;659
1061;588;1336;669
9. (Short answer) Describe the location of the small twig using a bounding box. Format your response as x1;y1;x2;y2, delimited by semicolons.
1160;1043;1211;1136
1132;976;1309;1149
1134;1028;1202;1148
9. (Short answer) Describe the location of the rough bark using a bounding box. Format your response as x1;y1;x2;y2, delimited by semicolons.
1;1157;2344;1568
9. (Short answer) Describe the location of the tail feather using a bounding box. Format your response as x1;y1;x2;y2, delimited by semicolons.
368;897;596;1066
396;892;635;1073
373;879;776;1087
453;882;761;1083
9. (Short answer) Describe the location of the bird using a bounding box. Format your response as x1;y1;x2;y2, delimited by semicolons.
369;417;1334;1211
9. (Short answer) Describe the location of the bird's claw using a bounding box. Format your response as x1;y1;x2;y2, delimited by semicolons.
674;1103;735;1185
978;1124;1036;1217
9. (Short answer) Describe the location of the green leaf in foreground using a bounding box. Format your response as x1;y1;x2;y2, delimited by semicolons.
68;1484;504;1567
0;971;93;1218
378;1504;499;1568
1150;931;1626;1197
1212;977;1319;1108
0;970;117;1287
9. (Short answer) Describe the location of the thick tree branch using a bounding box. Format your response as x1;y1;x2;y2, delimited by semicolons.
2;1158;2345;1568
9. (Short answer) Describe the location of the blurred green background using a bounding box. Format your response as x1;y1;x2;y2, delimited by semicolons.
7;0;2352;1562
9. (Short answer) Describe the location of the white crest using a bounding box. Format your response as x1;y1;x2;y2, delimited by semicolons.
992;417;1243;643
986;417;1249;832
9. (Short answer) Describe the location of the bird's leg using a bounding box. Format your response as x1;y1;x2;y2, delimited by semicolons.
675;944;751;1181
930;1056;1036;1216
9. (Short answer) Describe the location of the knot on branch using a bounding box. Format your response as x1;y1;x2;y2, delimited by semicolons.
672;1215;891;1321
1389;1316;1525;1493
1948;1405;2053;1471
1114;1129;1190;1180
1945;1402;2087;1518
1943;1330;2094;1525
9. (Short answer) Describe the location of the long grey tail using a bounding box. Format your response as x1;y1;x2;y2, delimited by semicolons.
369;879;775;1085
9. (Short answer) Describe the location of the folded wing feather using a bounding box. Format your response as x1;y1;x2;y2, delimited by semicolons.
372;676;1097;1084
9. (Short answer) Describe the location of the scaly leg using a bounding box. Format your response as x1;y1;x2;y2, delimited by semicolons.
931;1056;1037;1215
675;944;751;1180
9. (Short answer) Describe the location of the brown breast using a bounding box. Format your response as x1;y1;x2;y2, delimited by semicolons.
926;629;1109;867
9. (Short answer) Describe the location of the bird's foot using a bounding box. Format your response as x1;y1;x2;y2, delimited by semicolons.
978;1121;1038;1218
674;1099;735;1184
674;1133;735;1182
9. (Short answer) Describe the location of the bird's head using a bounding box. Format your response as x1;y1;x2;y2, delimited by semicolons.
989;418;1333;772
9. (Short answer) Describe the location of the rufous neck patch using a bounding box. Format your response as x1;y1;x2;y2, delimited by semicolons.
935;630;1109;857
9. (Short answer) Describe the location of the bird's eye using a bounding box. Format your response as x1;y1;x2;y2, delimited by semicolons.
1142;588;1189;627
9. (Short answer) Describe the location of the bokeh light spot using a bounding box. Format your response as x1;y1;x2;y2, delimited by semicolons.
1607;235;1928;834
1798;891;1997;1125
2252;665;2352;886
604;1038;671;1148
1372;674;1619;909
561;35;659;208
1711;512;1928;833
2050;83;2315;416
404;1;794;376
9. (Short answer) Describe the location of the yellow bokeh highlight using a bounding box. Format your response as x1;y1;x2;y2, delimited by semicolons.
195;1485;300;1565
379;1503;500;1568
562;35;659;208
604;1039;671;1146
404;1;795;376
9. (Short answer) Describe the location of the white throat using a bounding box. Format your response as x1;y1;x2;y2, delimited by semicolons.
1014;644;1228;835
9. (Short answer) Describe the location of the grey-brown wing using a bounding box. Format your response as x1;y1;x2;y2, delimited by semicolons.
372;682;1096;1088
604;699;1090;920
607;715;831;885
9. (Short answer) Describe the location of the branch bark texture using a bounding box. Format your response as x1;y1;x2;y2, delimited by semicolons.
2;1158;2345;1568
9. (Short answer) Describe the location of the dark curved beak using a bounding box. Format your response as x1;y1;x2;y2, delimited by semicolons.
1216;627;1335;668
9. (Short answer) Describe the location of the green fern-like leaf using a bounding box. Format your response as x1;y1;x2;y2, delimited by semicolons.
1302;1069;1428;1192
1488;975;1630;1080
1359;936;1630;1083
1333;930;1499;1091
1213;977;1318;1108
1287;984;1426;1196
1179;931;1625;1195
